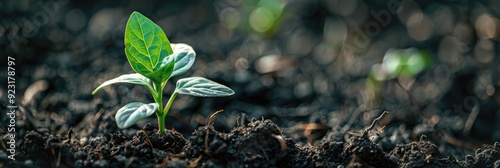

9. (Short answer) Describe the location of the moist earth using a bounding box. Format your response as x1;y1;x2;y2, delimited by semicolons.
4;118;499;167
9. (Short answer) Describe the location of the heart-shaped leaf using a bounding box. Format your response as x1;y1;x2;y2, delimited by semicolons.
92;73;151;95
115;102;158;128
175;77;234;97
125;11;173;82
169;43;196;78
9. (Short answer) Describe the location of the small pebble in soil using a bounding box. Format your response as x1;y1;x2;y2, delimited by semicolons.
74;160;83;168
494;160;500;168
0;150;7;159
24;160;33;166
92;159;109;168
166;159;188;168
74;151;87;160
153;148;167;158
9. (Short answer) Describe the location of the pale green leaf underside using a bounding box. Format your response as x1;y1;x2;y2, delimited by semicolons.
169;43;196;77
92;73;150;95
125;11;173;82
115;102;158;128
175;77;234;97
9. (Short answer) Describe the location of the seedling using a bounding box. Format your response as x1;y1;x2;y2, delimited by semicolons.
92;11;234;135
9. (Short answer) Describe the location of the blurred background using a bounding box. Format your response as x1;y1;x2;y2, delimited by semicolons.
1;0;500;157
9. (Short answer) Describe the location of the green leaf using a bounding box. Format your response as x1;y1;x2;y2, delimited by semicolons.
115;102;158;128
175;77;234;97
149;55;175;83
169;43;196;77
124;11;173;82
92;73;151;95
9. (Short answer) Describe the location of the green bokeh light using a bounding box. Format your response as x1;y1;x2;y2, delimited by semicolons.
250;7;275;33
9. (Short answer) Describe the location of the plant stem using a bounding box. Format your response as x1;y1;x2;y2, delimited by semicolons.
153;81;165;135
146;83;157;98
163;92;178;117
157;113;165;135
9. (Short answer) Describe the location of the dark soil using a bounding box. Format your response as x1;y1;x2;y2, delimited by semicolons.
7;118;500;167
2;0;500;167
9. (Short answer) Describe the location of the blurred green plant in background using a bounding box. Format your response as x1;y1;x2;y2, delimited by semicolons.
218;0;287;36
366;48;432;101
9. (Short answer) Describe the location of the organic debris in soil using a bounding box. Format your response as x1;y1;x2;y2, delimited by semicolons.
389;135;460;168
16;123;186;167
10;118;500;168
182;118;286;167
461;142;500;168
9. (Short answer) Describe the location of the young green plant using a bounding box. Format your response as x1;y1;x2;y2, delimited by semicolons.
92;11;234;135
